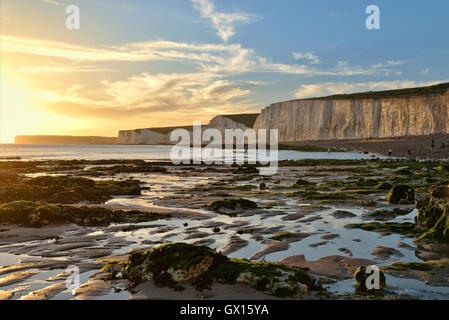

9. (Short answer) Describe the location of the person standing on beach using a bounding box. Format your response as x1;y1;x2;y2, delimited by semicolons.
388;149;392;157
431;138;435;148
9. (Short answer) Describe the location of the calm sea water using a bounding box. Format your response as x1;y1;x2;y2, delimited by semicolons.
0;144;383;161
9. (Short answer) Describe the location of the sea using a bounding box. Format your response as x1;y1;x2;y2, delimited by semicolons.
0;144;384;161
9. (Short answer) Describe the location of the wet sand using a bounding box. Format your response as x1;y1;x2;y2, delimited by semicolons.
0;158;448;300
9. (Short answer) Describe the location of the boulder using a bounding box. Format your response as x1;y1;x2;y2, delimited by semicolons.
387;185;415;204
119;243;318;297
429;185;449;200
354;265;386;292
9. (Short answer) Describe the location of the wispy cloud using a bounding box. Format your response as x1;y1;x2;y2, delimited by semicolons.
2;33;410;125
292;52;320;65
294;80;447;99
191;0;254;42
2;35;403;78
29;72;260;121
39;0;64;6
19;65;114;73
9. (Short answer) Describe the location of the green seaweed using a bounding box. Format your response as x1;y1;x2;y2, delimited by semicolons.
387;185;415;204
119;243;318;297
209;198;257;211
0;201;160;227
0;175;141;205
345;222;417;236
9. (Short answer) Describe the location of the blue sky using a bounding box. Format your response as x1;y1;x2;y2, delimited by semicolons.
1;0;448;140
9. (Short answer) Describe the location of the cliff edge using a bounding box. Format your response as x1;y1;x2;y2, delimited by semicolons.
254;82;449;142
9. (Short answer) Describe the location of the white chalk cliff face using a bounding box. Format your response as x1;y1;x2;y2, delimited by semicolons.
254;90;449;142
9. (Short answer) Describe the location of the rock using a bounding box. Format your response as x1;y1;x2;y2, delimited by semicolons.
221;236;249;255
293;179;315;188
415;197;449;243
270;232;311;242
209;198;257;212
396;242;414;250
429;185;449;200
321;234;340;240
338;248;353;257
376;182;393;190
115;243;316;297
354;265;386;292
259;182;267;190
370;246;404;260
0;201;160;227
331;210;356;219
309;241;328;248
250;241;290;260
387;185;415;204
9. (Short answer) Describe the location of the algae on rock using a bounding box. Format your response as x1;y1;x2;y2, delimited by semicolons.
117;243;319;297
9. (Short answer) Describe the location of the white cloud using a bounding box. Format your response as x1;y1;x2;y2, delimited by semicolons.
2;33;412;124
19;65;113;73
30;72;260;121
292;52;320;64
191;0;253;42
3;35;402;77
294;80;446;99
40;0;64;6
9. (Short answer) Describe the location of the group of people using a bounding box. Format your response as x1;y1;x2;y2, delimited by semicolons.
387;135;448;158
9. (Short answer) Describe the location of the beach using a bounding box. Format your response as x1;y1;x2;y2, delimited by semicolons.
286;134;449;160
0;155;448;300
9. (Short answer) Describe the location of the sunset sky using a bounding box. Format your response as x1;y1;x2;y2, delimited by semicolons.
1;0;448;143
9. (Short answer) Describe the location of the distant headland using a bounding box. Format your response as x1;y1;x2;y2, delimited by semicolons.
14;135;117;145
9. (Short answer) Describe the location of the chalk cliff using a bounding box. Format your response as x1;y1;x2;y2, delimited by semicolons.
117;114;258;145
254;83;449;142
208;114;259;134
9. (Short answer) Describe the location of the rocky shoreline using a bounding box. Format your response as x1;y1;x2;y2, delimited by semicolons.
285;134;449;160
0;158;448;300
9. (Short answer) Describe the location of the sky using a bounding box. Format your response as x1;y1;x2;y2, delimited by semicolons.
0;0;448;143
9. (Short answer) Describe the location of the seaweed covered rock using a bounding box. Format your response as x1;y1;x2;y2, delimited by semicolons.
429;185;449;200
209;198;257;211
293;179;315;188
119;243;318;297
0;201;159;227
376;182;392;190
415;197;449;243
0;175;141;204
387;185;415;204
233;165;258;175
354;265;386;292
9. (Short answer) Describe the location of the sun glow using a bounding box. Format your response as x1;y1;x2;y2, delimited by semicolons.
0;67;75;144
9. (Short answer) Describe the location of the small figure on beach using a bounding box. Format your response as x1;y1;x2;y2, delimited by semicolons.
406;149;411;157
431;138;435;148
388;149;392;157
